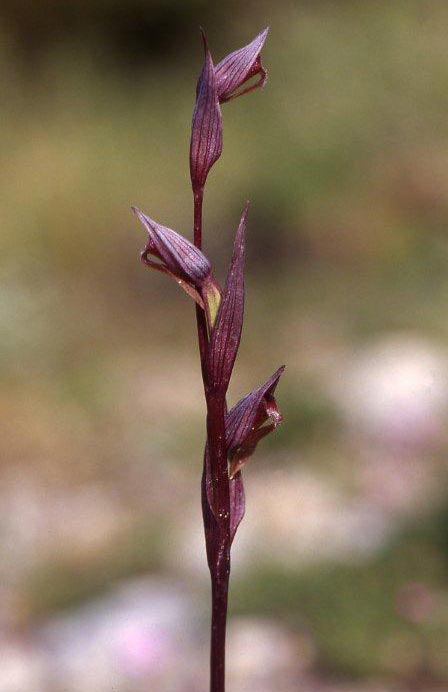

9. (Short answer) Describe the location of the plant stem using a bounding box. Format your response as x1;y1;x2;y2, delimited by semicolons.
193;189;204;248
204;344;231;692
193;189;231;692
194;189;208;377
210;556;230;692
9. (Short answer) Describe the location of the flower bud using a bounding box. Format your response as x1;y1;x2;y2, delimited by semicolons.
190;31;223;195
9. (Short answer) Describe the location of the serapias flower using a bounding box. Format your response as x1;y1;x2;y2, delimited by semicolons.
204;364;284;541
226;365;285;478
133;206;212;308
215;27;269;103
189;28;269;195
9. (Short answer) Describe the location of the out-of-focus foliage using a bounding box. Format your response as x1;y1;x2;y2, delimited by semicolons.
1;1;448;690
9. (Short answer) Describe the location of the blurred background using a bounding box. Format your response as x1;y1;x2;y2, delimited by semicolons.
1;0;448;690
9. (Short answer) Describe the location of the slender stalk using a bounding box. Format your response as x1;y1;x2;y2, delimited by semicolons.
194;189;231;692
194;189;208;378
210;561;230;691
193;189;204;247
206;393;231;692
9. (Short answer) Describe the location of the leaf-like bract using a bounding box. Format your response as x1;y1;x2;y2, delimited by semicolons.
207;202;248;392
190;33;223;194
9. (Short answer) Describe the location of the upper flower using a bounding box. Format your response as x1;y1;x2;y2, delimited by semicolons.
190;28;269;194
215;27;269;103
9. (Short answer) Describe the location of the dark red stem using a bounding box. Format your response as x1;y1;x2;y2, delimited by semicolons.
194;189;208;379
206;392;230;692
210;563;229;691
193;189;231;692
193;189;204;247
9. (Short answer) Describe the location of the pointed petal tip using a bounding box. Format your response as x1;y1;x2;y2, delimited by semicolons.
199;27;210;53
132;208;158;240
236;204;249;244
199;26;211;58
132;206;151;230
239;200;250;225
132;206;148;224
268;364;286;390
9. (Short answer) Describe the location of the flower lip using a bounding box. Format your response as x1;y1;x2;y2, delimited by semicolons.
132;206;211;286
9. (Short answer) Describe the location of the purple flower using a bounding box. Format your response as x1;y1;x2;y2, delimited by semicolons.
189;27;269;195
226;365;285;477
203;365;284;543
133;206;211;308
215;27;269;103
